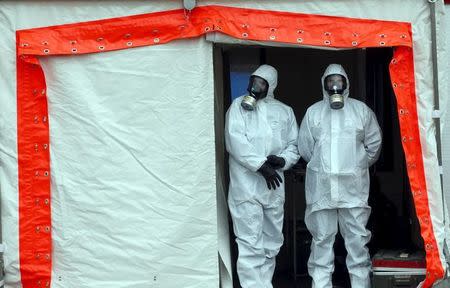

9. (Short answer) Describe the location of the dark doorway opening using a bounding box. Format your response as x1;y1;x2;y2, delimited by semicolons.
214;45;424;288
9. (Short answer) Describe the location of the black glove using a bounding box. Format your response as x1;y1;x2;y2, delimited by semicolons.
257;162;283;190
266;155;286;170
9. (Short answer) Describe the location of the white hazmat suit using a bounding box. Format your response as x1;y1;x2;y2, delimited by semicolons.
298;64;382;288
225;65;300;288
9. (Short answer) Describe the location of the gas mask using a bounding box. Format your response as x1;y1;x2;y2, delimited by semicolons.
324;74;347;110
241;75;269;111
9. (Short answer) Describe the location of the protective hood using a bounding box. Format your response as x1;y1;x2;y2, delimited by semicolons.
251;64;278;99
321;64;350;102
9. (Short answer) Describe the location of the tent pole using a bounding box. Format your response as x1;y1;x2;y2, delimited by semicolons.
428;0;450;272
0;183;3;287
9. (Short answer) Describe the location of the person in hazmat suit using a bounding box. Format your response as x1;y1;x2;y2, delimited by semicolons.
225;64;300;288
298;63;382;288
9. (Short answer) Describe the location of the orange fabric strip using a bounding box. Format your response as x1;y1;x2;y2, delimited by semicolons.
17;51;52;288
390;46;445;287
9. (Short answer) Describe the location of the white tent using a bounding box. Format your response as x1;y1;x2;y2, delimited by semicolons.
0;1;449;288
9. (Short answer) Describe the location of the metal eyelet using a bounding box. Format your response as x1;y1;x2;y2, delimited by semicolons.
352;41;358;46
126;41;133;47
153;38;160;43
324;40;331;45
297;38;303;43
379;41;386;46
204;27;211;32
269;35;276;40
70;40;77;45
98;46;105;50
324;32;331;36
71;48;78;53
242;33;248;38
43;49;50;54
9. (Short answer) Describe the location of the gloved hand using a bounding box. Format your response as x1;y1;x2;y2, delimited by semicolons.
266;155;286;170
257;162;283;190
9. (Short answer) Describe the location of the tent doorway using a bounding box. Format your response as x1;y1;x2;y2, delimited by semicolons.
213;45;424;288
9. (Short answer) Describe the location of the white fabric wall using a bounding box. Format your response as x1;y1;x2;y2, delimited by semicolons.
0;2;218;288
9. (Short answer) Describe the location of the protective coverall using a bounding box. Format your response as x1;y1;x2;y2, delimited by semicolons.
225;64;300;288
298;64;382;288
